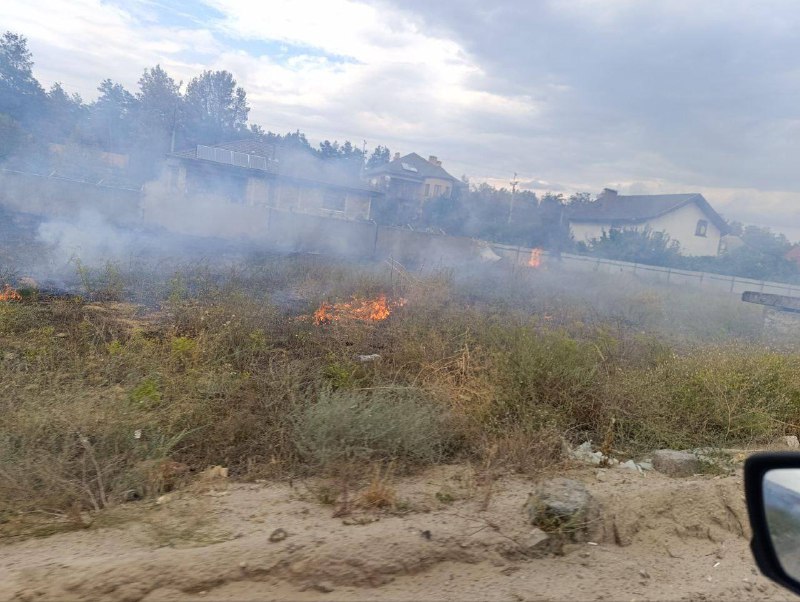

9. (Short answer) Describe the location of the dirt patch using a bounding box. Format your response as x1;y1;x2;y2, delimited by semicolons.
0;465;794;601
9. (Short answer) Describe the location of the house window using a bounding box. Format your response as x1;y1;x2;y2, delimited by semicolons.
695;219;708;237
434;184;441;196
424;183;430;197
322;191;346;212
444;186;450;198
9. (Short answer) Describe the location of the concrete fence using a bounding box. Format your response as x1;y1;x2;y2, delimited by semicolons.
488;243;800;297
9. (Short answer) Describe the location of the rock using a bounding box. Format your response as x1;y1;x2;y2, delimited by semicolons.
269;528;288;542
312;581;335;593
520;527;553;557
652;449;701;477
570;441;618;466
156;494;172;505
777;435;800;449
619;459;642;473
356;354;381;362
526;478;600;542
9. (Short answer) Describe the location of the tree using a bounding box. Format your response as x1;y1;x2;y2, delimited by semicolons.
136;65;182;149
366;145;391;168
184;70;249;144
86;79;137;152
45;82;85;142
585;227;682;265
0;31;45;126
318;139;339;158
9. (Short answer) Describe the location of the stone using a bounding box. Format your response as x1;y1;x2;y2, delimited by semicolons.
619;460;642;473
652;449;701;477
526;478;600;542
777;435;800;449
520;527;553;557
269;528;289;542
311;581;334;593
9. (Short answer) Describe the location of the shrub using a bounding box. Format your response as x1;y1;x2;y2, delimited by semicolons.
293;387;453;468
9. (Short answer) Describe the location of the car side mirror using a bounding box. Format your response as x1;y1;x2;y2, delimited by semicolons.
745;452;800;594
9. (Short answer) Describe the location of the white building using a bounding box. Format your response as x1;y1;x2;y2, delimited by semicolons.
568;189;729;256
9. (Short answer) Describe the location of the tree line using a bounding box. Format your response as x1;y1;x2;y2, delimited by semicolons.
0;31;387;182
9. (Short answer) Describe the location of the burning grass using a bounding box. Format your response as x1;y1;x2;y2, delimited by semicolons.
0;284;21;301
309;295;407;325
1;254;798;524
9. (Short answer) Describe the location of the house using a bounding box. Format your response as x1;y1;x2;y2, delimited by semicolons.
164;140;379;221
568;189;730;256
365;152;463;202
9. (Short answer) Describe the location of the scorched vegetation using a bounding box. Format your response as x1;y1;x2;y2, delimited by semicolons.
1;254;799;528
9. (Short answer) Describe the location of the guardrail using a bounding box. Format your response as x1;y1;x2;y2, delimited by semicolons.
196;145;275;171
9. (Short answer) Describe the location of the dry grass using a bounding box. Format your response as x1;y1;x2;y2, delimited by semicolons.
1;254;797;522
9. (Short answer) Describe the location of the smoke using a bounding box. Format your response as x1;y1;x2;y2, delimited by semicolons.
37;210;148;267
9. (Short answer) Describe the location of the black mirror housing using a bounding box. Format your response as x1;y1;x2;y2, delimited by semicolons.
745;452;800;595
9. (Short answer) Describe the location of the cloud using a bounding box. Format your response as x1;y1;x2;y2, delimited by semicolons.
4;0;800;239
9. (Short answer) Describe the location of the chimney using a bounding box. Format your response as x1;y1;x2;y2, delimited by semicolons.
393;152;400;161
428;155;442;166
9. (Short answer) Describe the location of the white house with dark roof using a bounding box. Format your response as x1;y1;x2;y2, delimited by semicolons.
568;189;730;256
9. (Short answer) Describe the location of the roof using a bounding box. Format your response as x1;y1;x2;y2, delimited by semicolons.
170;140;374;192
568;192;729;234
365;152;458;182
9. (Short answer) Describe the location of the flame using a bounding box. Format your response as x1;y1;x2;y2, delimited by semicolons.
527;248;543;268
0;284;21;301
311;295;406;325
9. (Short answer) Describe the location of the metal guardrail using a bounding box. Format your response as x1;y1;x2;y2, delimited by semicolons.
196;145;273;171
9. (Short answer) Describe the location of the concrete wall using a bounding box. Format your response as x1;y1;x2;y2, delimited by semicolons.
570;201;723;256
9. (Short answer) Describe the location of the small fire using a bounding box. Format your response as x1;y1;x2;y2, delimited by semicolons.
527;248;543;268
311;295;406;325
0;284;21;301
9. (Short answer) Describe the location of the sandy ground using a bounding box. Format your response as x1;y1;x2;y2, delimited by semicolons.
0;464;796;602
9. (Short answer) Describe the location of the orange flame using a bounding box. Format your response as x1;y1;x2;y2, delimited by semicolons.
527;248;543;268
0;284;21;301
311;295;406;325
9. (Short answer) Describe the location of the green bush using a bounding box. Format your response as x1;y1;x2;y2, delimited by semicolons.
293;387;453;468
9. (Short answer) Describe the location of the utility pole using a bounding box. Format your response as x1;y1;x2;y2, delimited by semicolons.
507;172;519;224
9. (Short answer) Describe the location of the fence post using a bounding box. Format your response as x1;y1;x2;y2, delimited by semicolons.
666;268;671;283
730;276;736;294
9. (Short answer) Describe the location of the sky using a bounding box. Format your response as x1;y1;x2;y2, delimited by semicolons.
4;0;800;240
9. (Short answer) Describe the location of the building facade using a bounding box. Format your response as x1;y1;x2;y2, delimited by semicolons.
162;140;378;222
568;190;729;256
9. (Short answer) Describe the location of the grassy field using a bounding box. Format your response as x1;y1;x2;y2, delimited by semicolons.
2;253;799;521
